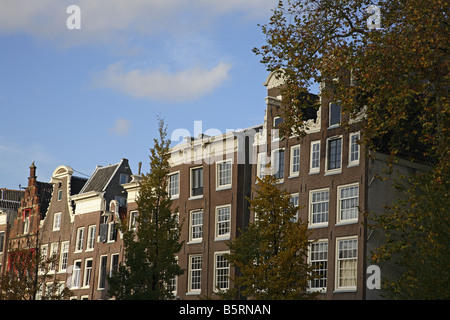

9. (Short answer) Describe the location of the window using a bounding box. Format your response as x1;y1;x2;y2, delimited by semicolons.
272;149;285;180
59;242;69;272
71;260;81;289
53;212;61;231
188;255;202;293
272;116;283;140
214;252;230;292
309;189;329;227
290;193;299;222
0;232;5;253
168;172;180;199
309;240;328;291
50;243;58;271
75;227;84;252
349;132;360;166
23;214;30;235
167;257;178;295
326;137;342;172
108;222;117;242
114;195;126;207
310;141;320;173
337;184;359;224
87;225;96;250
217;159;232;189
110;254;119;276
189;210;203;243
215;205;231;240
57;189;63;201
329;102;341;127
119;173;130;185
83;259;93;288
290;145;300;177
257;153;269;179
98;255;108;290
190;167;203;197
336;237;358;291
129;211;138;231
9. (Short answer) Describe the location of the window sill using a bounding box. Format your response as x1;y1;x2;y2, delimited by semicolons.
324;170;342;176
216;185;232;191
335;220;358;226
308;224;328;229
347;162;360;168
309;170;320;175
214;236;230;242
170;195;180;200
188;195;203;201
288;174;299;179
333;288;357;293
186;291;201;296
187;240;202;245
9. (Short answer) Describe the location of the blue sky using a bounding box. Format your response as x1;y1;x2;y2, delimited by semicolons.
0;0;279;189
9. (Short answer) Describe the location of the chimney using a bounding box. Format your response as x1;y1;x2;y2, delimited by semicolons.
28;161;37;187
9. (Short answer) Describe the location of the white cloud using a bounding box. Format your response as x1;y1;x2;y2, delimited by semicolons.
93;61;231;102
110;118;131;137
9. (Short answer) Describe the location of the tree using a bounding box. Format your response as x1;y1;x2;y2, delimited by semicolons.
254;0;449;298
108;117;183;300
223;175;318;300
0;248;72;300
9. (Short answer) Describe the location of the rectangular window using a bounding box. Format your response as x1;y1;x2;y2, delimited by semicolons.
272;149;285;180
189;255;202;293
53;212;61;231
327;137;342;171
107;222;117;242
110;254;119;276
129;211;138;231
217;160;232;189
337;184;359;223
257;153;269;179
349;132;360;166
215;205;231;240
87;225;96;250
290;145;300;176
168;172;180;199
336;237;358;291
72;260;81;289
98;255;108;290
309;189;329;227
310;141;320;173
0;232;5;253
329;102;341;127
290;193;299;222
50;243;59;271
190;167;203;197
309;240;328;291
57;189;63;201
189;210;203;242
119;173;130;185
59;242;69;272
75;227;84;252
214;252;230;292
83;259;93;288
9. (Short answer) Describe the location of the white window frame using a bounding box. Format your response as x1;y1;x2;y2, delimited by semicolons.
335;236;358;292
98;255;108;290
57;189;63;201
75;227;85;252
216;159;232;190
308;188;329;228
107;222;116;243
189;210;203;243
129;211;138;231
168;171;180;199
59;241;69;272
337;183;359;225
214;251;230;292
49;242;59;272
53;212;61;231
348;132;360;167
257;152;269;179
71;259;82;289
308;239;328;292
271;148;285;181
110;253;120;277
190;166;203;198
329;101;341;128
290;193;299;222
272;116;283;141
188;255;202;294
309;141;320;174
215;205;231;240
83;258;93;288
289;145;300;177
87;225;96;251
325;135;343;175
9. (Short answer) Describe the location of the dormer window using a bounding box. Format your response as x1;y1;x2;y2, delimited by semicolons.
120;173;130;185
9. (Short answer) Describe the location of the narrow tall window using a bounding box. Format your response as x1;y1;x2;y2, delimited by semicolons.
189;255;202;293
214;252;230;291
87;225;96;250
309;241;328;291
329;102;341;127
336;238;358;290
217;160;232;189
53;212;61;231
310;141;320;173
349;132;360;166
327;137;342;171
290;145;300;176
98;255;108;289
72;260;81;289
191;167;203;197
215;205;231;240
75;227;84;252
168;172;180;198
59;242;69;272
272;149;285;179
189;210;203;242
83;259;93;287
